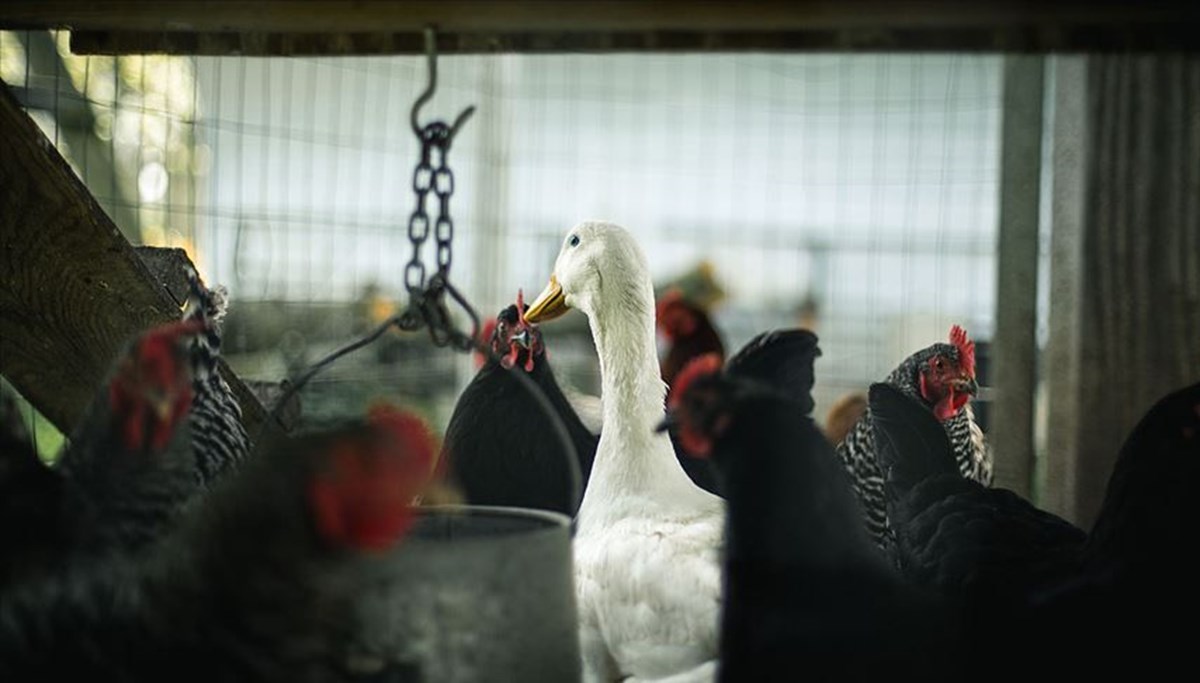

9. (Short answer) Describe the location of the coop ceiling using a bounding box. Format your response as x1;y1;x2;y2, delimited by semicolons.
1;1;1197;54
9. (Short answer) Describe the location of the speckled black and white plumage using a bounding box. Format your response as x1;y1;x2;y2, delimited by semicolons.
182;268;250;487
835;341;992;549
56;409;198;558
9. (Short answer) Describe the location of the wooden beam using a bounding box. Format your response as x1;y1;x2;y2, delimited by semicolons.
1;1;1197;54
0;78;274;441
991;55;1044;499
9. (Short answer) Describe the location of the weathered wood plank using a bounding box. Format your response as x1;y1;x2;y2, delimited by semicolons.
0;1;1189;33
990;55;1043;499
1043;57;1089;522
1;1;1196;54
0;78;273;440
66;25;1200;56
1045;55;1200;526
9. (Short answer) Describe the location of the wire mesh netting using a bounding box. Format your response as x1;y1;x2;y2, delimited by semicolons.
2;30;1002;445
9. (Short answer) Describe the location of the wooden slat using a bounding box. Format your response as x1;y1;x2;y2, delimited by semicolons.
2;1;1187;33
66;26;1200;55
0;78;274;440
1043;56;1088;522
1;1;1196;54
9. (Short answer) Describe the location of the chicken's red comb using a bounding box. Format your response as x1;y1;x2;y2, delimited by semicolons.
367;403;437;475
307;405;438;553
667;353;723;410
655;288;685;319
949;325;976;378
516;288;527;325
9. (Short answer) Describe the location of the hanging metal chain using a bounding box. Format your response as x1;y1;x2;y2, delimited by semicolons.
397;26;478;351
432;132;457;281
405;121;457;292
404;130;435;296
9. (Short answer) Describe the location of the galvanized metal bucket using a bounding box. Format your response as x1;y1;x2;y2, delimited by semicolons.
350;505;579;683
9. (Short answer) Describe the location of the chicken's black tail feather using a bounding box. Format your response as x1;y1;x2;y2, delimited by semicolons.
725;329;821;415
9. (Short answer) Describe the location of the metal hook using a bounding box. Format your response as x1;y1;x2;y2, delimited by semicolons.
410;26;476;144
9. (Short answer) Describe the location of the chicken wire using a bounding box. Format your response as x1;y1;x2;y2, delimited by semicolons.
2;30;1002;436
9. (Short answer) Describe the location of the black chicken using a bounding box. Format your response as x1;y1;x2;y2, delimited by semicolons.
665;331;962;681
444;292;732;514
870;382;1084;606
0;405;434;682
442;295;598;516
656;288;725;389
837;325;991;548
662;329;827;496
871;381;1200;673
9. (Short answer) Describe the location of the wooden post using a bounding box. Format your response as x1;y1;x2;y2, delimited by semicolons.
991;55;1044;499
1043;55;1200;526
1042;57;1089;521
0;78;273;440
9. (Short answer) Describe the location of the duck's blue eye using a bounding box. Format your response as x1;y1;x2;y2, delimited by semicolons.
568;234;580;247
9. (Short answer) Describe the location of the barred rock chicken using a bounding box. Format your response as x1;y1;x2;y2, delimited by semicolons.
657;288;724;389
181;267;251;486
836;325;990;547
872;381;1200;674
55;318;209;557
0;405;434;682
443;293;597;516
665;334;962;682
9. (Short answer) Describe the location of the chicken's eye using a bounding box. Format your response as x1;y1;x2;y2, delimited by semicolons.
568;234;580;248
933;358;944;370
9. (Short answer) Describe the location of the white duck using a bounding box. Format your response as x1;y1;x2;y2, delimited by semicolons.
525;222;723;683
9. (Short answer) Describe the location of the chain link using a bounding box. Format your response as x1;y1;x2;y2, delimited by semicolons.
400;118;477;349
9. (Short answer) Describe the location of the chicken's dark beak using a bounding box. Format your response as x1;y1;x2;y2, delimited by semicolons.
153;398;174;421
510;329;531;350
655;413;677;434
143;389;174;422
953;376;978;396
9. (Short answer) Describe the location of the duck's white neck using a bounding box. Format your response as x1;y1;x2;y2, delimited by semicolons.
592;296;665;433
580;285;696;506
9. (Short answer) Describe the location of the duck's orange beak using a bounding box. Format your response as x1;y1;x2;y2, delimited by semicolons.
524;275;569;323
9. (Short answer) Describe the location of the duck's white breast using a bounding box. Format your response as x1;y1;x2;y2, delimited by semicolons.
575;503;724;679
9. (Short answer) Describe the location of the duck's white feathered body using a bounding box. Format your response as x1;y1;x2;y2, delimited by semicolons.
526;222;723;682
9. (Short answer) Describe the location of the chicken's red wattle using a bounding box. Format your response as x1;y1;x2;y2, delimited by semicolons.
932;388;970;422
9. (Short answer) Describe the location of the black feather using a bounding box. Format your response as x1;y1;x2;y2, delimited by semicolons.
724;329;821;414
703;378;962;681
869;383;959;503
